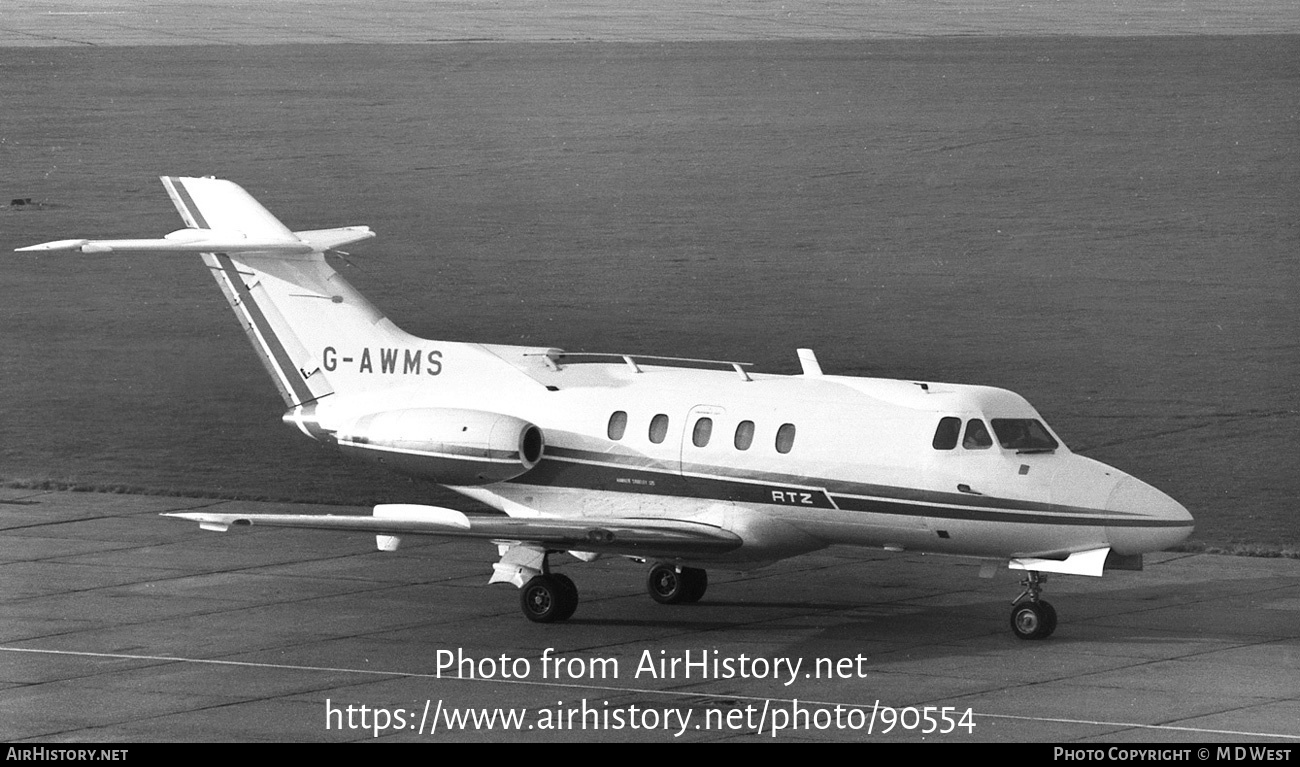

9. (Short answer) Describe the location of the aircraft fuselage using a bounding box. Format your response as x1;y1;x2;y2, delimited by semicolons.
292;343;1192;567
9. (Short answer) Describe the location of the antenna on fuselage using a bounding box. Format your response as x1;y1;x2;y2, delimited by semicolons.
797;348;823;376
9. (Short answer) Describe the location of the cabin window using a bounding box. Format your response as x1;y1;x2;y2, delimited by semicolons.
692;418;713;448
607;411;628;440
775;423;797;454
963;419;993;449
991;419;1059;452
932;417;961;450
734;420;755;450
649;414;669;444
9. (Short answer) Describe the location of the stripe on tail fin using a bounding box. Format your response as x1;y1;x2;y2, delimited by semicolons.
206;251;335;408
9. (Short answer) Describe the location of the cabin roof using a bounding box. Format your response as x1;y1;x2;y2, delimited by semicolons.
485;344;1040;418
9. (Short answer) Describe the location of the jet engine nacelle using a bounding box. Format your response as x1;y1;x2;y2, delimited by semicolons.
336;407;544;485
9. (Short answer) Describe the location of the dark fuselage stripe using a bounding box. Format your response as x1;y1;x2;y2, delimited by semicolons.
340;439;521;462
515;453;1188;529
542;445;1136;518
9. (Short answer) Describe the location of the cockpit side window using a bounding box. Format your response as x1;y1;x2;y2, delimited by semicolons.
932;417;961;450
963;419;993;449
991;419;1059;452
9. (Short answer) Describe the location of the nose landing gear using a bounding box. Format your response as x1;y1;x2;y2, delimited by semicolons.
1009;571;1057;640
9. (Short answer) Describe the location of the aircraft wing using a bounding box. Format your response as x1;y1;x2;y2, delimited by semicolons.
164;504;743;557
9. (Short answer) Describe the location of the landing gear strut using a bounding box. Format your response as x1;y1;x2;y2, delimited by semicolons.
647;563;708;604
1009;570;1057;640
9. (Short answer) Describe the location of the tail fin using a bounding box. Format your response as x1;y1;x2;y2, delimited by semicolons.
162;176;417;409
19;177;418;409
18;177;555;432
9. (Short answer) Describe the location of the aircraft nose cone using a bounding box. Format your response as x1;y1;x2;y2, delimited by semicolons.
1105;477;1194;555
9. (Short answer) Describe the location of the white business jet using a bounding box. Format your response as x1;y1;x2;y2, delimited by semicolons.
19;177;1194;639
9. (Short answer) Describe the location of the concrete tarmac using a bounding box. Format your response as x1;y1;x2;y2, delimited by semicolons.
1;487;1296;742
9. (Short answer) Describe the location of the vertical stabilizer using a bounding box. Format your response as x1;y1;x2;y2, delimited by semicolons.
159;176;413;408
16;177;550;428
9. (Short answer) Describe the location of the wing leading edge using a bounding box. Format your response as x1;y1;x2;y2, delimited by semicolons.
164;504;743;558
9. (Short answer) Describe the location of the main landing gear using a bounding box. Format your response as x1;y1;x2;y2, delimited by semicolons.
1009;570;1057;640
518;560;710;622
520;577;577;624
520;571;578;623
646;563;708;605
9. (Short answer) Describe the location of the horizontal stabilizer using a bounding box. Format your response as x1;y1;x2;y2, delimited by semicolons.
13;239;93;252
163;506;744;557
16;226;371;255
294;227;376;252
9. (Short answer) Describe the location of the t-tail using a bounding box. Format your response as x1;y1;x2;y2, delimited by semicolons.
17;177;553;477
165;175;401;411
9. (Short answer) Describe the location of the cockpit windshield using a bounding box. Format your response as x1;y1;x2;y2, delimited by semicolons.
991;419;1059;453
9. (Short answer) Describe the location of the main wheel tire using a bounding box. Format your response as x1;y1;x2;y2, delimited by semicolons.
551;573;579;621
648;564;708;605
680;567;708;603
1010;600;1056;640
521;575;577;623
1038;599;1057;637
647;564;688;604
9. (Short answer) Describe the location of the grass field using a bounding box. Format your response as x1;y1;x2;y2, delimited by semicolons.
2;37;1297;549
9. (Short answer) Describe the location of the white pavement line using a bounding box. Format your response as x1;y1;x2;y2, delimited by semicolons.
3;646;1297;740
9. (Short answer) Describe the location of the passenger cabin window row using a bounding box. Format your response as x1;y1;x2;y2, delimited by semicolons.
607;411;796;454
932;417;1058;452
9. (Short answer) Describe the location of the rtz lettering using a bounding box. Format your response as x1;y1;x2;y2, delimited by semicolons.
771;490;815;505
323;347;443;376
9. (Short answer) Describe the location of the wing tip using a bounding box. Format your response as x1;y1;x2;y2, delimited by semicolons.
162;511;251;532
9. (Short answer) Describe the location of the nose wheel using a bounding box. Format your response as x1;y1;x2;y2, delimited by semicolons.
1010;599;1057;640
1009;571;1057;640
